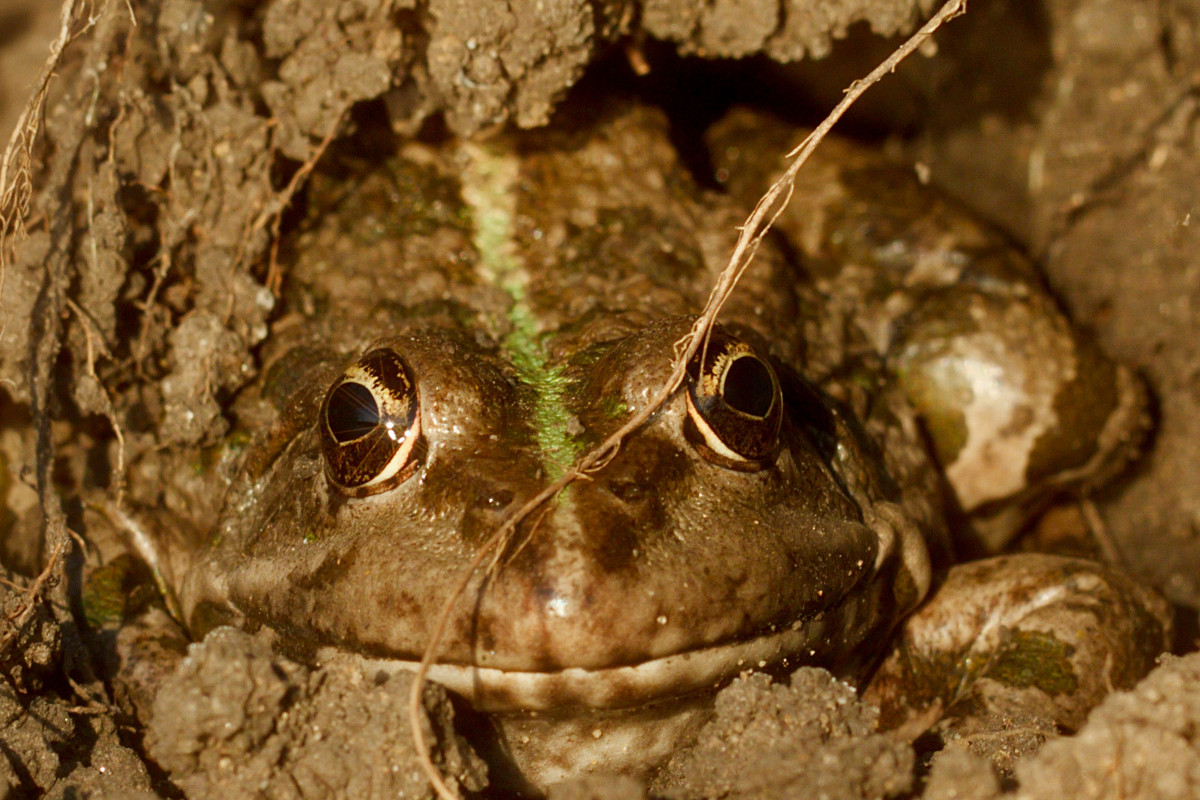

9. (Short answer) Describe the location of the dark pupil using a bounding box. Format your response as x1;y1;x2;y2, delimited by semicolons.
326;382;380;443
723;356;774;418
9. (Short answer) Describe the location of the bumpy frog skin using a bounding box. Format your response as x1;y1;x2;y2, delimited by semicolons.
161;105;1167;788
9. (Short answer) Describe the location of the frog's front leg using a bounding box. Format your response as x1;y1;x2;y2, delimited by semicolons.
863;554;1171;770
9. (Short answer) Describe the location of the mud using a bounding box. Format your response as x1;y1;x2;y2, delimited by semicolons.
147;628;486;800
3;0;1200;798
0;569;157;798
654;670;914;800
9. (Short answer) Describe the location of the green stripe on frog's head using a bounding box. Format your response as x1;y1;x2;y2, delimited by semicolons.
459;142;582;479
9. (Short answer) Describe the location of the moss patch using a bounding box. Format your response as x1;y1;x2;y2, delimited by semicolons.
988;628;1079;696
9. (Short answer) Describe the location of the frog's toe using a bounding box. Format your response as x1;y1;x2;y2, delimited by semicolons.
863;554;1171;772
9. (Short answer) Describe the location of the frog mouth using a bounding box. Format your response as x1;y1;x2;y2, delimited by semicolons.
320;608;862;713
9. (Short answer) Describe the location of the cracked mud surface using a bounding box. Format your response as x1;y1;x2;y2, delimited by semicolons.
3;0;1200;797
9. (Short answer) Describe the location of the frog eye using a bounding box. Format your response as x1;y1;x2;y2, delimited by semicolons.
320;348;422;496
685;335;782;470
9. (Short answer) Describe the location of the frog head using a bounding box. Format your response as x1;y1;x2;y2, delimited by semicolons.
180;315;934;716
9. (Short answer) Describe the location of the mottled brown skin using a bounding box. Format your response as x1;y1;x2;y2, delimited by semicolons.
155;104;1167;786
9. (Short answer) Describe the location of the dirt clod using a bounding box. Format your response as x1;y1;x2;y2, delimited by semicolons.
1010;653;1200;800
655;669;915;800
147;627;487;800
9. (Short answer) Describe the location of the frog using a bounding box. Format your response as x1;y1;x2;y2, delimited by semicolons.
129;102;1170;792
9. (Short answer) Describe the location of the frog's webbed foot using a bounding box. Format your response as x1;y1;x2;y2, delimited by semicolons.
863;554;1171;774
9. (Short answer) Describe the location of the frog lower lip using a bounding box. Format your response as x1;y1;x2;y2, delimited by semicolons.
321;620;835;713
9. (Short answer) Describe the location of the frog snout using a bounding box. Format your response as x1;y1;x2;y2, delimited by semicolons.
469;503;692;673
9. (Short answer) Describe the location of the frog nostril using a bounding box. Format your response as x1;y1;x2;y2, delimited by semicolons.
476;488;514;511
609;479;644;503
